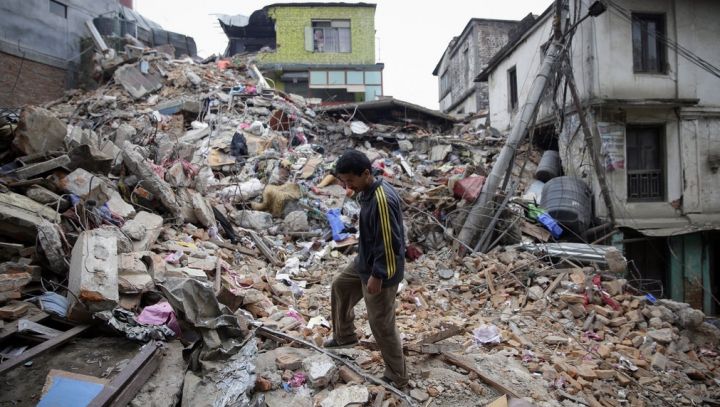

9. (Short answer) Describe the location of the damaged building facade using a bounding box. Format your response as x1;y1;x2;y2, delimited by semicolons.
218;2;384;104
477;0;720;315
432;18;523;119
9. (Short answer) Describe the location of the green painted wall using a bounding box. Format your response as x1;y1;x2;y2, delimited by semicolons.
258;6;376;66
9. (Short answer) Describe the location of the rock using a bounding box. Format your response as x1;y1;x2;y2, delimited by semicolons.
106;190;136;218
677;307;704;329
25;185;70;212
398;139;413;152
646;328;674;344
254;376;272;392
437;269;454;279
410;389;429;402
604;247;627;273
682;322;720;347
114;124;137;148
191;193;215;228
232;210;273;230
283;211;309;232
122;219;146;241
93;226;134;254
67;229;119;322
13;107;66;155
319;385;369;407
122;141;184;224
544;336;569;345
302;354;338;388
130;211;164;252
468;381;485;396
165;161;189;188
276;354;303;370
338;366;364;384
63;168;112;205
36;220;68;273
650;352;667;371
67;144;113;174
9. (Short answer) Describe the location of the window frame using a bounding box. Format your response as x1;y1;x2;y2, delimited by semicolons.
49;0;67;18
508;66;518;111
626;124;665;202
440;70;450;98
311;20;351;54
631;13;666;74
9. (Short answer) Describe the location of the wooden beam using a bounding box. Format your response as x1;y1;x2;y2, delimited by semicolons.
442;351;521;399
84;20;109;53
0;324;90;375
542;272;568;299
88;342;162;407
419;325;464;344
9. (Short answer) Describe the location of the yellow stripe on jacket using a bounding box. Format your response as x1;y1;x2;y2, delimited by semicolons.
375;186;396;279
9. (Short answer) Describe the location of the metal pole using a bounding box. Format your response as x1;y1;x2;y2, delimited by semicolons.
562;58;617;224
457;42;562;252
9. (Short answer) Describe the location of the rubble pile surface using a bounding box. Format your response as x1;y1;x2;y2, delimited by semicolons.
0;50;718;407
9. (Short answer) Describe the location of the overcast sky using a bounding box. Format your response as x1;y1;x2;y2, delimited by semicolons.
135;0;551;110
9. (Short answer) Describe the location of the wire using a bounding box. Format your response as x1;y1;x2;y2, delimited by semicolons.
7;40;26;104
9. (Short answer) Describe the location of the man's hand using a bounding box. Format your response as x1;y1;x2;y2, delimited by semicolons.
366;276;382;295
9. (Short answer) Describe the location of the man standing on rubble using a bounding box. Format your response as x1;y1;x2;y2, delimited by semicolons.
323;149;409;389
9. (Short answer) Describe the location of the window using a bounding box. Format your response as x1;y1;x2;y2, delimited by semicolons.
508;67;518;110
49;0;67;18
308;20;351;53
440;70;449;96
632;13;665;73
626;125;664;201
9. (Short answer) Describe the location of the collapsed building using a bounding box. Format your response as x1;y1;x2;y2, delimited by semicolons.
0;1;719;407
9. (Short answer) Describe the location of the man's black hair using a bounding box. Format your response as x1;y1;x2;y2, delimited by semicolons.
336;149;371;176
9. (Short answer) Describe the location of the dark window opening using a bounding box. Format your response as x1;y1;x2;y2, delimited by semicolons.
632;13;666;73
440;70;449;96
508;67;518;110
624;232;670;300
50;0;67;18
627;125;664;201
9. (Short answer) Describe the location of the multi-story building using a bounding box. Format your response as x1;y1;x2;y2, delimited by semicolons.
219;2;383;104
0;0;193;107
477;0;720;314
432;17;525;118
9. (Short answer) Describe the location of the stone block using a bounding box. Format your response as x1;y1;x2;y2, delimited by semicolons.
25;185;70;213
63;168;112;205
67;229;118;321
0;301;34;320
115;64;164;99
106;190;135;218
13;107;66;155
191;193;214;228
131;211;164;252
319;385;369;407
303;354;338;388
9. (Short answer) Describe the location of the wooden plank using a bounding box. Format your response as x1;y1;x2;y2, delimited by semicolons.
108;348;162;407
372;387;386;407
419;325;464;344
0;324;90;375
442;351;521;399
249;231;282;267
18;319;64;338
486;267;496;295
542;272;568;299
84;20;108;52
88;343;161;407
0;311;50;342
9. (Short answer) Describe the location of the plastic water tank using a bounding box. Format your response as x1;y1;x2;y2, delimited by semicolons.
535;150;561;182
540;177;592;237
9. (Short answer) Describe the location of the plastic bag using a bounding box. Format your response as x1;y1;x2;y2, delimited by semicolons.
326;208;349;241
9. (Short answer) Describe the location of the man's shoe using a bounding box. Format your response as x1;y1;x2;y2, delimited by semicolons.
322;338;358;349
380;376;407;390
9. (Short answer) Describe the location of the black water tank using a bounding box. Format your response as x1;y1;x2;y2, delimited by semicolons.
540;176;592;237
120;20;137;37
535;150;561;182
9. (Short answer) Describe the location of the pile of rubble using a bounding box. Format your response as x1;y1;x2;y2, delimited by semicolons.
0;47;719;407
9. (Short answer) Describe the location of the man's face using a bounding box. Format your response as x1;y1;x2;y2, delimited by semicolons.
337;169;371;194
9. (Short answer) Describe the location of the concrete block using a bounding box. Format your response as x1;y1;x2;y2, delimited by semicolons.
13;107;67;155
232;210;273;230
115;64;164;99
122;219;146;241
106;190;135;218
319;385;369;407
93;226;133;254
114;124;136;148
36;220;68;273
191;193;214;228
178;267;207;281
275;354;303;370
67;229;118;321
165;161;189;188
25;185;70;213
122;142;184;224
302;354;337;388
65;125;99;149
63;168;112;205
67;144;113;174
131;211;164;252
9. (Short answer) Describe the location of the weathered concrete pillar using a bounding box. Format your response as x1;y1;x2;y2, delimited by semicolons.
67;229;118;322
